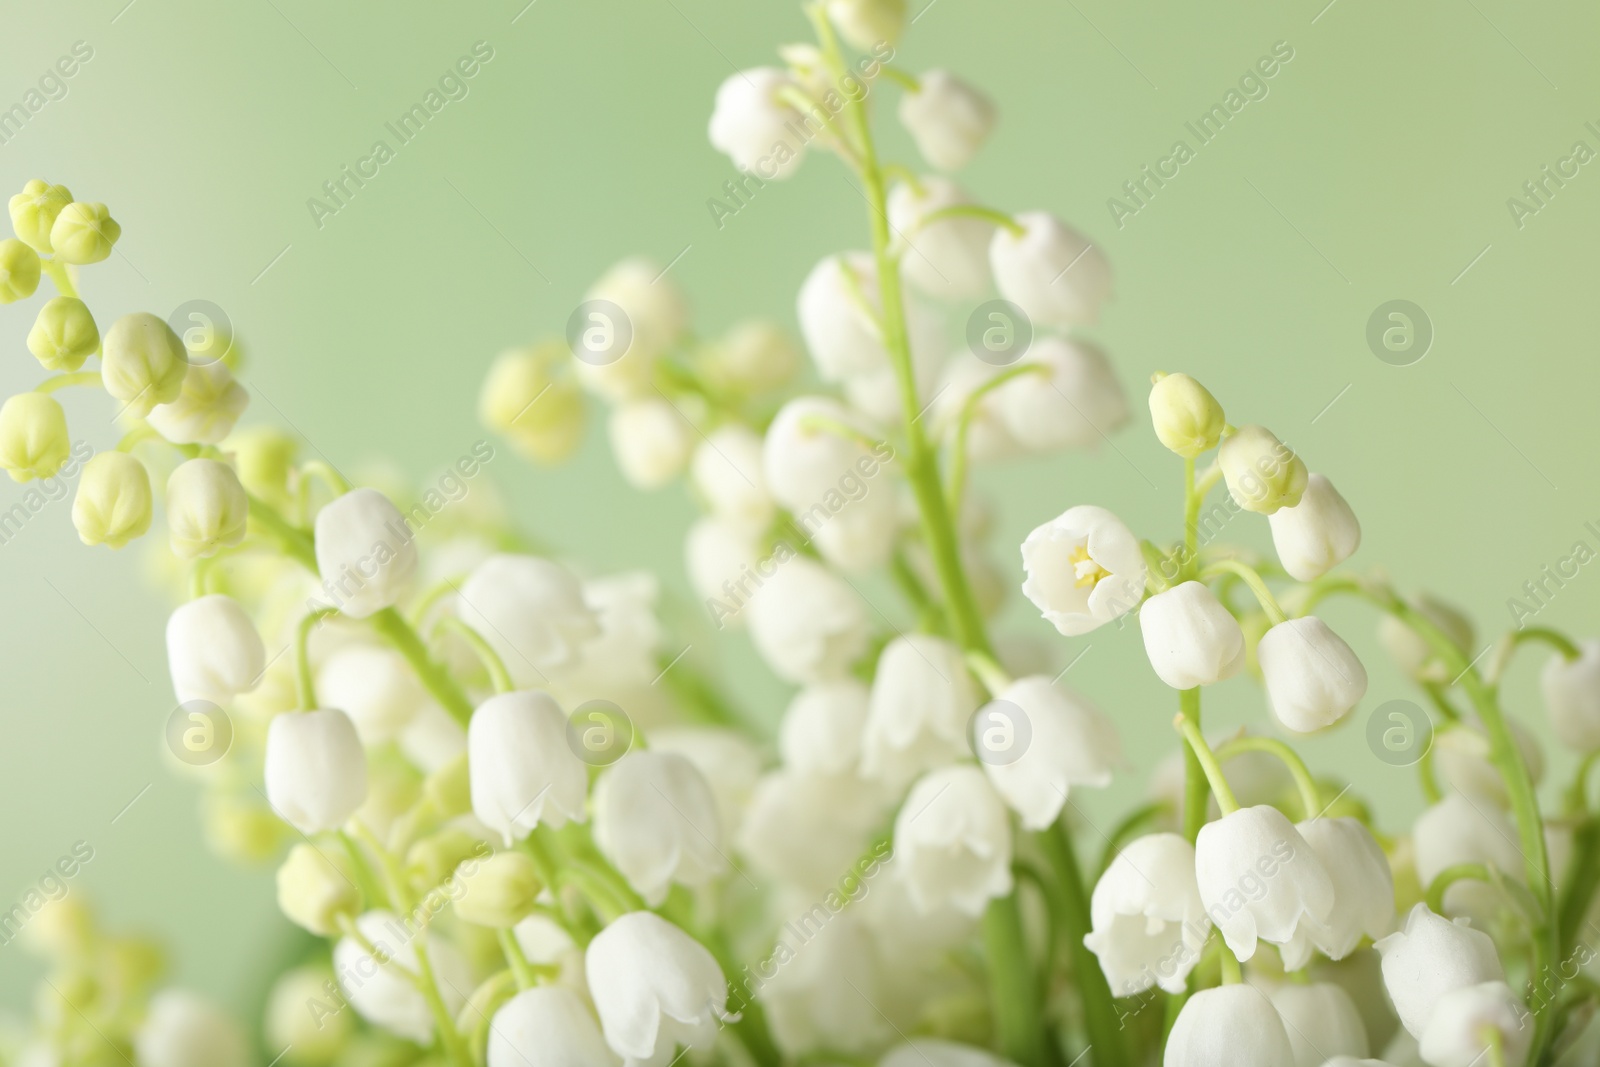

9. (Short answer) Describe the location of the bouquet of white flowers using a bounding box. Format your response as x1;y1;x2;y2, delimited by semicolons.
4;4;1599;1067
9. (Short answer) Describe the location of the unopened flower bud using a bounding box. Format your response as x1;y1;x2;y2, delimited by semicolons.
146;361;249;445
898;69;996;172
1219;424;1307;514
1148;372;1225;458
103;312;188;417
73;451;153;548
225;425;297;511
479;344;585;464
277;842;361;936
708;69;807;181
0;238;42;303
453;851;543;928
1268;472;1360;581
698;320;801;395
264;708;368;834
405;829;486;894
202;791;286;863
1139;581;1246;689
0;392;70;482
608;398;694;489
313;487;418;619
48;201;120;264
27;296;99;371
825;0;905;49
8;180;74;253
134;990;250;1067
166;458;248;559
423;751;472;818
265;966;352;1065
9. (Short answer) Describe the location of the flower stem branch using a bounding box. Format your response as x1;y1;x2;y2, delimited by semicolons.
1213;736;1321;820
915;203;1024;236
1175;713;1238;816
497;928;538;990
1039;825;1130;1067
947;362;1049;507
1179;688;1209;840
34;370;101;394
369;608;476;726
294;607;340;709
1425;863;1496;915
434;617;513;694
1198;560;1286;625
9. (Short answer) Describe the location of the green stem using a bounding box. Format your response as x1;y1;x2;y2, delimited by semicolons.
877;64;921;92
369;608;476;726
294;607;340;709
914;203;1024;236
41;258;78;298
411;939;473;1067
1425;863;1496;914
1198;560;1287;625
497;928;537;991
1218;945;1242;985
1507;625;1582;661
1180;688;1209;840
1039;826;1129;1067
1557;818;1600;956
246;491;317;569
436;617;513;693
947;362;1049;506
1213;737;1321;821
980;897;1047;1067
1182;458;1201;580
1175;714;1238;815
34;370;101;394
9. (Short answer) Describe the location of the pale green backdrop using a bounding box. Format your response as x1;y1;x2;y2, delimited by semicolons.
2;0;1597;1025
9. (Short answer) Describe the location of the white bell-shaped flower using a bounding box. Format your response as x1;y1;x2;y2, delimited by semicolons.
313;487;417;619
1268;473;1360;581
1375;903;1505;1039
979;675;1121;829
101;312;187;417
897;69;997;171
1280;817;1394;968
1165;984;1296;1067
316;644;425;745
746;555;870;683
861;634;980;786
649;725;762;837
547;570;665;698
1541;639;1600;750
796;253;890;381
1195;804;1334;962
708;68;806;179
332;910;471;1044
1267;981;1371;1067
468;690;589;845
145;361;249;446
571;258;687;401
1257;616;1369;732
1083;832;1210;996
690;424;774;537
608;398;694;490
488;986;619;1067
585;911;728;1064
757;909;893;1057
165;594;264;706
882;1039;1019;1067
1411;793;1523;919
779;678;871;776
1417;981;1530;1067
933;357;1024;462
594;750;727;906
989;211;1111;329
894;765;1012;916
1020;504;1146;636
737;770;888;894
685;517;762;629
1220;424;1308;515
1378;593;1475;683
166;458;248;559
457;553;601;684
263;708;367;834
887;177;993;300
1432;718;1544;807
824;0;904;50
1140;581;1246;689
134;990;250;1067
992;336;1129;452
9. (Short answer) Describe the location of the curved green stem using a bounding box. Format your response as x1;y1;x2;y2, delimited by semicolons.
1175;714;1238;815
915;203;1024;236
41;258;78;298
34;370;101;394
947;362;1049;506
294;607;340;709
369;608;476;726
1426;863;1496;914
116;424;160;452
1179;688;1209;840
876;64;921;92
246;491;317;569
1213;736;1321;821
436;617;513;694
497;928;537;991
1198;560;1286;625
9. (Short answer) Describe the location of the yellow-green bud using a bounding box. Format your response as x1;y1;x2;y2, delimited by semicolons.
479;344;585;464
103;312;187;417
1148;372;1225;458
277;842;361;936
0;392;70;482
825;0;907;50
203;791;286;863
103;935;168;999
146;361;249;445
266;965;353;1064
0;237;42;304
1218;424;1307;515
8;180;74;253
73;451;153;548
166;458;249;559
27;296;99;371
452;851;542;928
423;751;472;818
19;895;96;959
226;424;298;511
48;201;120;264
405;829;488;895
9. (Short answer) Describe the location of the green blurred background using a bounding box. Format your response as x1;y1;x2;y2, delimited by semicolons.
3;0;1598;1021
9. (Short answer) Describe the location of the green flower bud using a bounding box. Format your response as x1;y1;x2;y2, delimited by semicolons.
48;201;120;264
203;791;286;863
226;424;298;511
103;312;187;417
423;751;472;819
0;237;42;304
452;851;542;928
277;842;361;936
147;361;249;445
266;965;353;1064
0;392;70;482
1219;424;1307;515
165;458;248;558
479;344;585;464
19;895;96;959
405;828;487;895
73;451;153;548
1148;372;1225;459
102;935;168;998
8;180;74;252
27;296;99;371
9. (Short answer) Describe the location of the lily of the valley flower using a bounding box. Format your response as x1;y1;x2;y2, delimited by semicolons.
1165;984;1297;1067
275;842;359;937
26;295;98;371
146;361;249;446
887;176;994;300
1268;473;1361;581
1195;804;1334;962
572;258;688;401
102;312;187;417
0;239;39;304
468;690;589;845
1140;581;1246;689
488;987;619;1067
1375;903;1506;1039
992;336;1129;452
746;555;870;683
1541;639;1600;750
316;645;425;745
1266;982;1372;1067
165;594;265;706
1219;424;1307;515
1280;817;1394;968
585;911;728;1064
8;180;73;253
479;344;586;465
897;69;996;172
166;459;248;559
608;397;694;490
134;990;251;1067
1083;832;1210;996
1020;504;1146;636
0;392;69;482
313;487;418;619
332;910;471;1044
736;769;888;893
1148;372;1225;459
594;750;727;905
708;68;806;179
989;211;1112;329
1417;981;1531;1067
456;553;600;683
263;708;368;834
1378;593;1476;683
894;765;1012;916
778;678;871;776
825;0;905;50
1257;616;1369;732
861;634;980;786
49;200;120;264
1411;793;1523;919
690;424;774;537
72;451;152;548
980;675;1121;829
